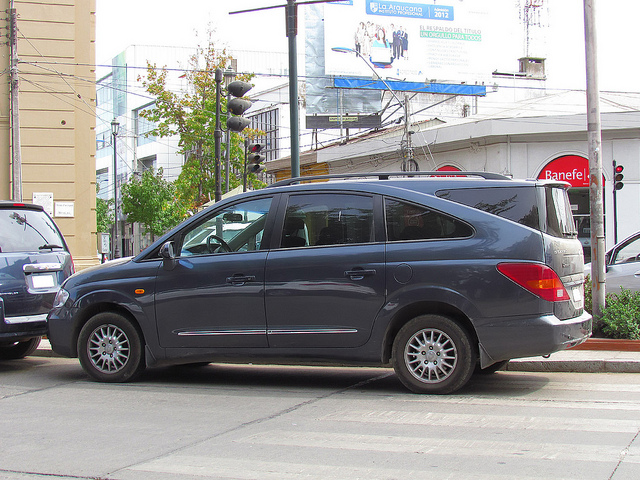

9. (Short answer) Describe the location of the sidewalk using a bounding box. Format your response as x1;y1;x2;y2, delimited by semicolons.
35;339;640;373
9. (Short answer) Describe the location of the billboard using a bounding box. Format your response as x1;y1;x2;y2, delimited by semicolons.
324;0;521;83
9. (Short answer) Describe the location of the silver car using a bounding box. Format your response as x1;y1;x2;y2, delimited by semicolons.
585;232;640;294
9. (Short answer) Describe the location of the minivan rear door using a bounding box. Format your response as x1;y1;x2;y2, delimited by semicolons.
265;193;385;348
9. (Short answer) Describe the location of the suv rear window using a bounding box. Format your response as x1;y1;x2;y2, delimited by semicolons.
0;207;66;253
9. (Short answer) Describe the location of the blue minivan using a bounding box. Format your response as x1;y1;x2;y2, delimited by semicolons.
1;201;74;359
47;173;591;394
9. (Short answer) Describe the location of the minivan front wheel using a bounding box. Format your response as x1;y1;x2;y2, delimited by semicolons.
78;312;145;382
392;315;476;394
0;337;41;359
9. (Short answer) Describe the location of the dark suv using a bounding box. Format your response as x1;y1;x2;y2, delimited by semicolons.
47;173;591;394
1;201;74;359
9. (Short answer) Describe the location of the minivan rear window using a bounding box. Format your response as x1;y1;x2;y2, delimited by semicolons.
544;186;578;238
0;208;65;253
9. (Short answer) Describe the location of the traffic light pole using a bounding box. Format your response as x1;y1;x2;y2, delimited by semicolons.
286;0;300;178
214;69;223;202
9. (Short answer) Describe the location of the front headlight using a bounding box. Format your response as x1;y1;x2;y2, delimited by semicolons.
52;288;70;309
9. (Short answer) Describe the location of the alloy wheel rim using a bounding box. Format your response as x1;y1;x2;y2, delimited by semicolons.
404;328;457;383
87;324;130;374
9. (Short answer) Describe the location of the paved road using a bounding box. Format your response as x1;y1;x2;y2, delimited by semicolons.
1;356;639;480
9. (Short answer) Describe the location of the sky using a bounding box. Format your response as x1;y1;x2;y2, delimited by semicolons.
95;0;640;94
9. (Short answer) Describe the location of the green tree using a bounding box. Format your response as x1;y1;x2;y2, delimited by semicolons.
139;32;265;210
96;184;114;233
120;168;187;238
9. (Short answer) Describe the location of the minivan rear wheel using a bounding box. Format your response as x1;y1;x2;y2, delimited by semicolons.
392;315;476;394
78;312;145;382
0;337;41;359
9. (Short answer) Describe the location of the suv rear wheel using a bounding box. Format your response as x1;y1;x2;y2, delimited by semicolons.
0;337;41;360
78;312;145;382
392;315;476;394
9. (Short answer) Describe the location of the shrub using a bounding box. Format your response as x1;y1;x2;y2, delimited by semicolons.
600;288;640;340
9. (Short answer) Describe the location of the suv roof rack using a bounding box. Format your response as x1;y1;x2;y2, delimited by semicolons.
269;171;511;187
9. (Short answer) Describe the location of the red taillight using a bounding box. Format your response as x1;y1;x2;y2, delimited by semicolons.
497;263;570;302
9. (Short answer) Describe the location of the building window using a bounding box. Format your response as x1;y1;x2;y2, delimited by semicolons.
135;103;157;146
137;155;156;173
249;109;278;161
96;130;110;151
96;168;109;199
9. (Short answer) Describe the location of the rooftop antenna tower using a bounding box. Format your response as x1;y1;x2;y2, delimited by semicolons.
521;0;544;57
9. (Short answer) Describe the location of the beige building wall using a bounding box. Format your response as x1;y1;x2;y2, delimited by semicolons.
0;0;98;269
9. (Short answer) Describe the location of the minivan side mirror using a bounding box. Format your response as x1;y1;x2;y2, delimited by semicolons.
160;241;177;271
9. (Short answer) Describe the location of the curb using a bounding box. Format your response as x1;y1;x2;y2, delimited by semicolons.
34;338;640;374
506;358;640;374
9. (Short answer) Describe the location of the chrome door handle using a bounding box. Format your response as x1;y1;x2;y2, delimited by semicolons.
226;274;256;286
344;269;376;280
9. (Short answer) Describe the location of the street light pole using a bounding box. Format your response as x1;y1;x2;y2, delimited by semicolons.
111;119;120;259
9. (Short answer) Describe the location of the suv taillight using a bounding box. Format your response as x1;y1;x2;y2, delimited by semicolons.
497;263;570;302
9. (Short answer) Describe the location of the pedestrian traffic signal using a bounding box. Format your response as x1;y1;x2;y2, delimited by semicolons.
614;161;624;191
227;80;253;132
247;142;266;174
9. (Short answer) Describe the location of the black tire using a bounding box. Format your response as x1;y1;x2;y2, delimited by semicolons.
77;312;145;382
392;315;476;394
0;337;41;360
475;360;509;375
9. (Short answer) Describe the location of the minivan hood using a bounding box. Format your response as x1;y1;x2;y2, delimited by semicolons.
64;257;133;284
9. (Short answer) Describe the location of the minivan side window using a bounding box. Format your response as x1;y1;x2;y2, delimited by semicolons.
436;187;540;230
385;198;472;241
180;197;272;256
281;194;374;248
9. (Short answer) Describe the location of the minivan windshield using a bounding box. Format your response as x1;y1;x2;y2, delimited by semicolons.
0;208;65;253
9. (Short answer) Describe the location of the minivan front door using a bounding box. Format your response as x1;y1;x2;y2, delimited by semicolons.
154;197;273;348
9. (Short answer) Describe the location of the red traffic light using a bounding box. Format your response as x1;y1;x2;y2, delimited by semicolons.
613;162;624;191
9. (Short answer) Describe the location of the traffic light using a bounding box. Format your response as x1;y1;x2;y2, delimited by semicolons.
246;142;266;173
614;161;624;191
227;80;253;132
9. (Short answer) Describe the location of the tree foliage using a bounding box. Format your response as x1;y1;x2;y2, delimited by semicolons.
96;184;114;233
138;31;265;210
120;168;187;238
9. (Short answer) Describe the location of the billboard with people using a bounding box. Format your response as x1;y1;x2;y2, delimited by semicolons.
324;0;527;83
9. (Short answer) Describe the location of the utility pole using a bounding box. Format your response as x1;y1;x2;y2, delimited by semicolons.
9;2;22;201
584;0;606;318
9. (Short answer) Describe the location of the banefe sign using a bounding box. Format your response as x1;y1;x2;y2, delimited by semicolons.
538;155;589;188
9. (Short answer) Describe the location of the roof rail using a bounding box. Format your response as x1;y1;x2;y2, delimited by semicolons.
269;171;511;187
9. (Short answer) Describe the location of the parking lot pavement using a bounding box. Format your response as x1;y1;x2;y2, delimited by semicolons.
34;339;640;374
